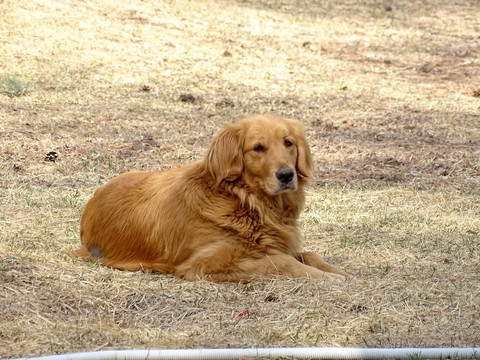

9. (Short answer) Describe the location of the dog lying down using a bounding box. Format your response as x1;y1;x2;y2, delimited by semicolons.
75;114;349;282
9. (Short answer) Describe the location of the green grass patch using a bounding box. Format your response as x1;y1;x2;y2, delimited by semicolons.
0;74;30;97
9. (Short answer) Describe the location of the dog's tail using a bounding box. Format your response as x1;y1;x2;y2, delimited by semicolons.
68;245;175;274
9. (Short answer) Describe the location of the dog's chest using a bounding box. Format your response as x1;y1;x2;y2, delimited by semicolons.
228;207;299;255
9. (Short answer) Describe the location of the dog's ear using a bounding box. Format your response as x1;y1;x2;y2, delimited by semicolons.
205;123;244;185
287;119;314;178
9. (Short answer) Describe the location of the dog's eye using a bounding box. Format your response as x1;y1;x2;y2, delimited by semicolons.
285;139;293;147
253;145;265;152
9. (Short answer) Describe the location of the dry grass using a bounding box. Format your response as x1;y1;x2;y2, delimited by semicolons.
1;0;480;358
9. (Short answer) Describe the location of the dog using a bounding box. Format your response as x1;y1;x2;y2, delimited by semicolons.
75;114;349;282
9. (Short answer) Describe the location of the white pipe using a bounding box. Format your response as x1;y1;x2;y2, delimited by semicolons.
14;347;480;360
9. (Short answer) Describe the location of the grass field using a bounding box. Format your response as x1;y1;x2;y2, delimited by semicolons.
1;0;480;358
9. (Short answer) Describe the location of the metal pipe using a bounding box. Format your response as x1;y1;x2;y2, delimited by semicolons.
13;347;480;360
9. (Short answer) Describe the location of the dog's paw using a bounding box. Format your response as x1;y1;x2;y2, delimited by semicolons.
324;271;349;282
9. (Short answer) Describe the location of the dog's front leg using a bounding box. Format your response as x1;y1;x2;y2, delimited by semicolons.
297;251;350;280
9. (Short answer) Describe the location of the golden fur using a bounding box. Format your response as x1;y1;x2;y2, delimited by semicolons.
75;114;349;282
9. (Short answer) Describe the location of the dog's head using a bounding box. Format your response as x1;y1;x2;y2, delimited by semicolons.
205;114;313;195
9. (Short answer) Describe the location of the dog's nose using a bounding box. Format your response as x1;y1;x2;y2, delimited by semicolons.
276;168;295;184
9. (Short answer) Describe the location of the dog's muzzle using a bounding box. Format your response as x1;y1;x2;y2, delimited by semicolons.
275;167;297;192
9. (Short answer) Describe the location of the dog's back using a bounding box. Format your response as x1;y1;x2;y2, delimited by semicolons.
77;168;187;273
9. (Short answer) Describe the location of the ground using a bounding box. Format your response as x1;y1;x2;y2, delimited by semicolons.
1;0;479;358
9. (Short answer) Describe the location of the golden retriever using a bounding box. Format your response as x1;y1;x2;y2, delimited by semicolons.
75;114;349;282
